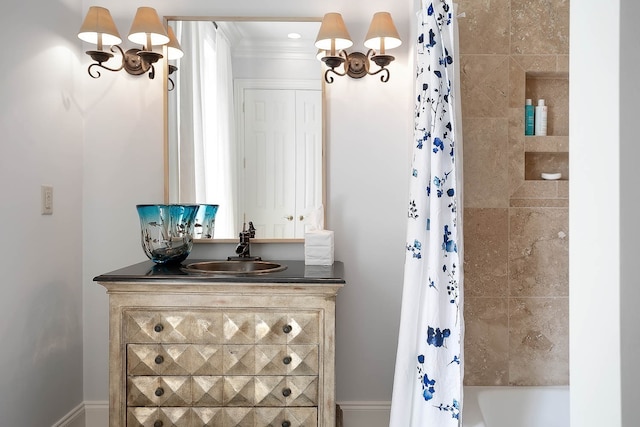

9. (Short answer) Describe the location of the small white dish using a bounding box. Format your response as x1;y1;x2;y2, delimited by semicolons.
541;172;562;180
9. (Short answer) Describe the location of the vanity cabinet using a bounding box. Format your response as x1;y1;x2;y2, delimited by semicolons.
95;261;344;427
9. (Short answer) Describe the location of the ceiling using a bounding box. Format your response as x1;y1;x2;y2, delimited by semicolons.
217;20;321;59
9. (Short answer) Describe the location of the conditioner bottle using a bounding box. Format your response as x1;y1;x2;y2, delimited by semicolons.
525;99;535;136
535;99;548;136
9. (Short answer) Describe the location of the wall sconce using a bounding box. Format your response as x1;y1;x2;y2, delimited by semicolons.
78;6;177;80
315;12;402;84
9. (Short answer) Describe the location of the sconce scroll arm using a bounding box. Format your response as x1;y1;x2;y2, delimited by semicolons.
324;67;346;84
365;49;391;83
322;50;349;84
86;45;126;79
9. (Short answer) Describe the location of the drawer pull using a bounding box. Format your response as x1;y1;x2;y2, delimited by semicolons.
283;356;292;365
153;421;163;427
282;422;291;427
282;387;292;397
154;387;164;397
282;324;292;334
154;355;164;364
154;323;164;333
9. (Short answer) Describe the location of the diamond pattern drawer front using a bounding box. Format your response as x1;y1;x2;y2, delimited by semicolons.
127;407;191;427
127;407;318;427
127;376;192;407
125;311;225;344
124;310;320;345
127;344;319;376
127;344;224;376
252;345;319;376
126;375;318;408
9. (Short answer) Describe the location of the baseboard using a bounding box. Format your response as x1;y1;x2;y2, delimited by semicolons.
54;400;390;427
338;401;392;427
83;401;109;427
51;402;85;427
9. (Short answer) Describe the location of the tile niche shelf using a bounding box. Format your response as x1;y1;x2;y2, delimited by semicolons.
524;71;569;181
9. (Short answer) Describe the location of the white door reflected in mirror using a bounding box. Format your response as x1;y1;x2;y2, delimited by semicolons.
165;17;325;240
242;87;322;239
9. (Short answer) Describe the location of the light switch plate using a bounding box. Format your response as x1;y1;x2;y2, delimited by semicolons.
41;185;53;215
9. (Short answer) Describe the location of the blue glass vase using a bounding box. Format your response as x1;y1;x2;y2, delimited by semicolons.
136;204;199;264
194;204;219;239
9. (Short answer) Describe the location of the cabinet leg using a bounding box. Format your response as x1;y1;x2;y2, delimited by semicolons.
336;404;343;427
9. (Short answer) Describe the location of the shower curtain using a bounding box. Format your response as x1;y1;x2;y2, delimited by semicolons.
390;1;464;425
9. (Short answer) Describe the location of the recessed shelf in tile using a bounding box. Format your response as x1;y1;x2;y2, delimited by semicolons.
525;72;569;137
524;152;569;181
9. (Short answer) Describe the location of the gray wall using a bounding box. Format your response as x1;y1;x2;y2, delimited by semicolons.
0;0;85;425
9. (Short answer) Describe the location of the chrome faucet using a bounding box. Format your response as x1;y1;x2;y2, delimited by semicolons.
229;222;261;260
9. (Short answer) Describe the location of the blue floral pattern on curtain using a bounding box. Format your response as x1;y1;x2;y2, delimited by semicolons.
390;1;463;425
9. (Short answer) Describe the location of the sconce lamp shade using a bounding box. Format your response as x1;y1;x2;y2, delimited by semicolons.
127;7;169;47
78;6;122;46
315;13;353;52
166;26;184;60
364;12;402;52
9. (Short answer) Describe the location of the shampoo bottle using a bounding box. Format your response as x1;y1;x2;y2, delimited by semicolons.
525;99;534;136
535;99;548;136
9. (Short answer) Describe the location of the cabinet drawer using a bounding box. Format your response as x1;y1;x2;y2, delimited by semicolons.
124;310;320;344
127;344;223;376
127;406;318;427
127;375;318;407
128;344;319;376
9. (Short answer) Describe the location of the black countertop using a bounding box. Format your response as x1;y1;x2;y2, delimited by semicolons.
94;260;345;284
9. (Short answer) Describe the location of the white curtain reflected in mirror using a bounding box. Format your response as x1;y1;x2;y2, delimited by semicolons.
165;18;324;241
167;21;237;238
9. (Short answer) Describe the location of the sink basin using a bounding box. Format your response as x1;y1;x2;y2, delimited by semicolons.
181;260;287;275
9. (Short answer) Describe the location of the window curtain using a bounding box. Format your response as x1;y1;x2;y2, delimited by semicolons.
172;21;237;238
390;1;464;425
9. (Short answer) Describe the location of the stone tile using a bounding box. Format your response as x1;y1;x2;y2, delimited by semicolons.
509;208;569;296
510;198;568;208
509;58;526;109
557;135;569;152
460;55;510;118
510;180;559;199
464;208;509;297
508;107;525;195
557;181;569;198
512;55;559;73
464;297;509;386
509;56;557;108
556;55;569;72
463;118;510;208
511;0;570;55
457;0;511;55
524;136;568;152
508;297;569;385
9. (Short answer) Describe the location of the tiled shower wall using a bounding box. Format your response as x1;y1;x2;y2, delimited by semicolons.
459;0;570;386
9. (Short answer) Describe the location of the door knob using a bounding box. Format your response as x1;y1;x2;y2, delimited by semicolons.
299;215;304;221
284;215;293;221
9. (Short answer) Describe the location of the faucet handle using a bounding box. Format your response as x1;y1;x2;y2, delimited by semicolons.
248;221;256;238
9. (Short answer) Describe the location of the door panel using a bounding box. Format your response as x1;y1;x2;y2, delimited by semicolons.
242;88;322;238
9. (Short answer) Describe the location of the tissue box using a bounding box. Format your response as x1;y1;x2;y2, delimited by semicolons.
305;230;334;265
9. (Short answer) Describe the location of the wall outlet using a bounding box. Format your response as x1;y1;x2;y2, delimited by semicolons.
41;185;53;215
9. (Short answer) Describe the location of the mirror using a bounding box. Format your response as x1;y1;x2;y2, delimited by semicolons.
164;17;324;241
